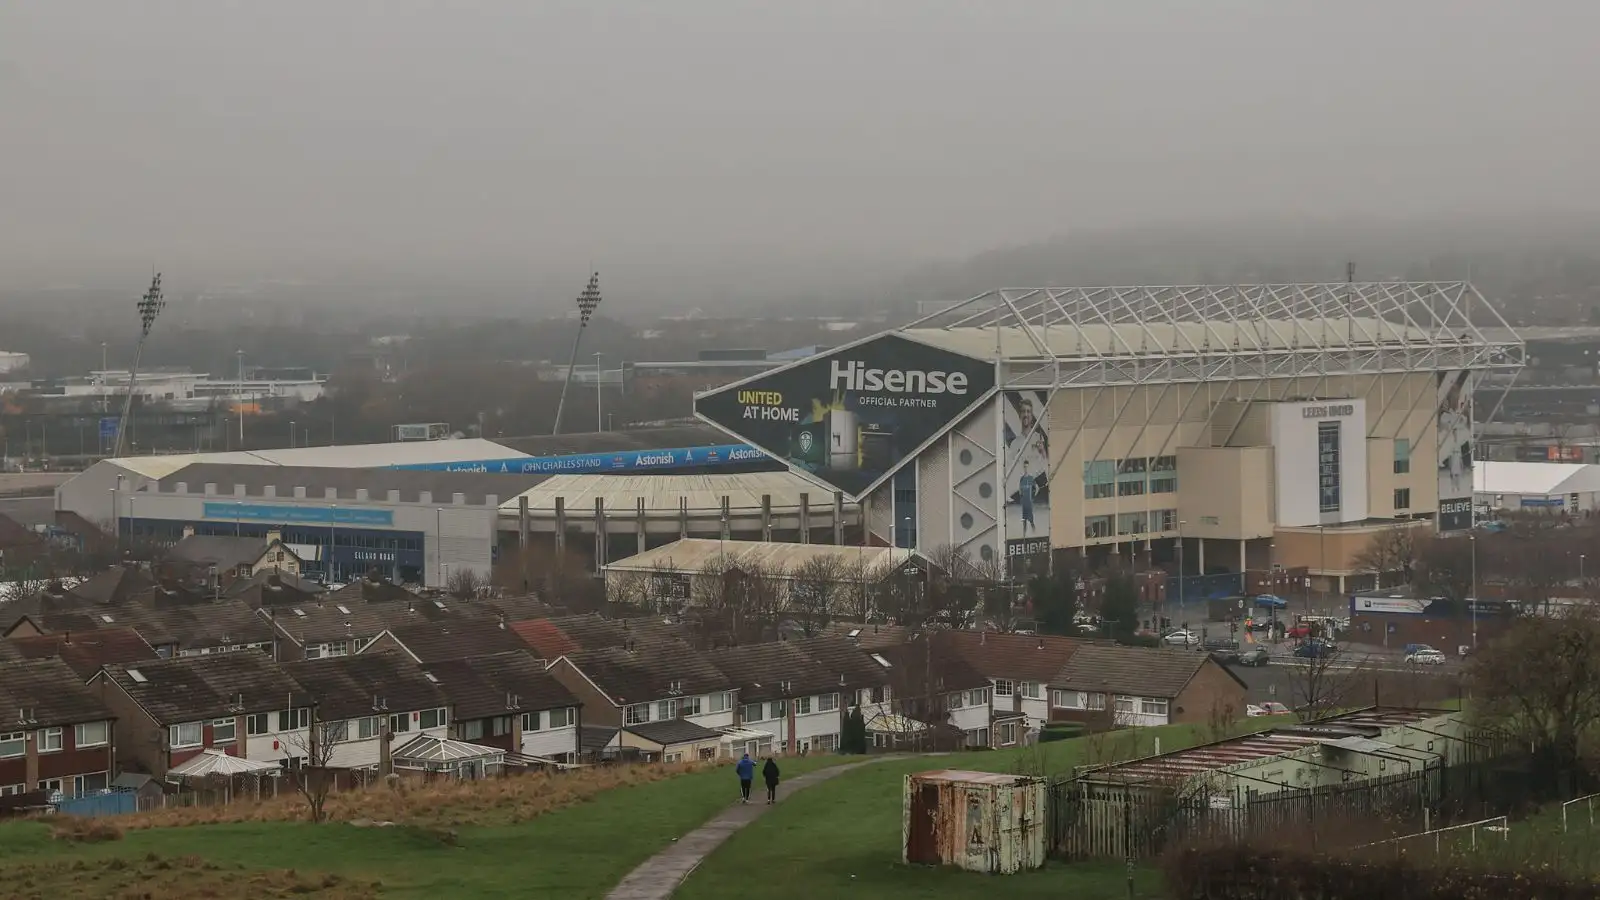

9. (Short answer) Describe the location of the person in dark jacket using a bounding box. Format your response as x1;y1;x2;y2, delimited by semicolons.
735;753;755;803
762;757;781;805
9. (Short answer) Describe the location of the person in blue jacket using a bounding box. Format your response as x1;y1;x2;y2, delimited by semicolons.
735;753;755;804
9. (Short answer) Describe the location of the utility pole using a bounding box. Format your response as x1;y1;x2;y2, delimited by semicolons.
111;274;165;459
552;272;602;435
595;352;604;432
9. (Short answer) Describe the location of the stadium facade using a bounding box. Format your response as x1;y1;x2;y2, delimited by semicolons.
695;283;1524;590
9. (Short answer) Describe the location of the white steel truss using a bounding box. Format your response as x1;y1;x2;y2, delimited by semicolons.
900;282;1524;388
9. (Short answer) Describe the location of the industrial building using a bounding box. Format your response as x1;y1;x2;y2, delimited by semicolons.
1473;460;1600;514
53;439;859;588
695;283;1525;593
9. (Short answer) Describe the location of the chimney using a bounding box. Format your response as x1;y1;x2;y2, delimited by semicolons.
498;614;507;630
980;631;986;644
63;631;72;645
1037;638;1044;650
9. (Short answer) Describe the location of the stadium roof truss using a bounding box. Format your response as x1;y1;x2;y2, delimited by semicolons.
900;282;1524;389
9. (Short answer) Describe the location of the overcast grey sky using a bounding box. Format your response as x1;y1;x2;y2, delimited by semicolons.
3;1;1597;299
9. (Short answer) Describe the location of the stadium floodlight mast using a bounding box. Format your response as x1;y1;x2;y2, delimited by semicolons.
551;271;602;436
110;273;166;459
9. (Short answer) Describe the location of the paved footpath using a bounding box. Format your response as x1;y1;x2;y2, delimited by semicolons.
606;759;888;900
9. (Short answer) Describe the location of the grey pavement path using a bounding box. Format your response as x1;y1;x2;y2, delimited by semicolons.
606;758;890;900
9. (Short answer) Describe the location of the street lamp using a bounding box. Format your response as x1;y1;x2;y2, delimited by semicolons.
111;273;166;459
1177;520;1187;619
1469;533;1478;649
237;350;246;445
553;272;603;436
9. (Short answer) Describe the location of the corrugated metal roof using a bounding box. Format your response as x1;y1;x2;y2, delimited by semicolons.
604;539;913;576
109;439;524;476
912;769;1041;787
902;318;1437;363
503;472;851;515
1475;460;1600;497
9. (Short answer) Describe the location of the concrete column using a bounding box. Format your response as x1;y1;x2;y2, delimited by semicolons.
518;496;530;549
1238;540;1246;574
720;496;732;540
833;491;845;545
679;497;689;539
1197;538;1207;576
799;493;810;543
594;498;607;574
554;497;567;555
761;494;773;543
636;497;647;556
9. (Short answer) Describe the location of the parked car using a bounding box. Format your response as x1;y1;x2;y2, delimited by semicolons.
1403;643;1437;656
1252;594;1288;609
1293;640;1338;659
1163;630;1200;646
1248;701;1291;717
1234;646;1270;667
1406;649;1448;666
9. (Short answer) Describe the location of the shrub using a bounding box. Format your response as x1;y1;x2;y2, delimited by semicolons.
48;815;124;843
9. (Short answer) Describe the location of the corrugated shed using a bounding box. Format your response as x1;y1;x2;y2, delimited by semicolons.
904;769;1047;874
502;472;842;515
604;539;915;578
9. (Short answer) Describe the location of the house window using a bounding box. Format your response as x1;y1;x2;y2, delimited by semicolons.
1140;698;1170;717
278;708;310;731
357;717;380;739
818;693;839;712
964;728;990;748
419;708;447;730
1051;690;1082;709
0;783;24;796
740;703;765;723
212;718;237;743
1393;488;1411;510
678;697;702;717
1018;682;1042;700
625;704;651;726
37;728;63;753
170;722;203;748
993;679;1014;697
74;722;109;748
794;697;811;715
388;713;411;734
73;772;109;797
698;747;718;760
0;732;24;758
324;720;349;743
657;699;679;721
461;719;485;740
1086;692;1106;710
814;733;839;751
1394;439;1411;474
665;752;683;763
38;778;63;795
1113;696;1136;714
967;689;989;708
246;714;269;736
708;692;733;713
304;644;323;660
947;692;965;710
999;722;1018;745
491;716;512;737
769;700;787;720
522;711;542;732
327;640;349;657
549;708;573;728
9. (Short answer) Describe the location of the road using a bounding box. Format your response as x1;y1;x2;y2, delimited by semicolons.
1222;642;1461;705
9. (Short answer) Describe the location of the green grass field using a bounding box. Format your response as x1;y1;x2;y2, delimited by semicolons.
674;721;1275;900
0;718;1281;899
0;755;850;900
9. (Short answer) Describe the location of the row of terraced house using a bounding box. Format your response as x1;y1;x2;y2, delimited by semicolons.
0;561;1248;802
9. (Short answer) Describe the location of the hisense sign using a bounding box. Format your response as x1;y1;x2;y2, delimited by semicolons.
694;334;994;499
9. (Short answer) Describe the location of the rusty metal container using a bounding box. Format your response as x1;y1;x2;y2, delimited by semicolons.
902;769;1047;874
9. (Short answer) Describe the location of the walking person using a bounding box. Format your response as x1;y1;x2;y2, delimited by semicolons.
762;756;781;805
735;752;755;804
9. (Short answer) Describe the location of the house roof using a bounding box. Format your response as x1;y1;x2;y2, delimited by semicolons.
421;650;579;720
100;652;309;725
579;724;619;753
940;631;1086;684
384;619;529;664
225;570;326;606
511;613;690;658
623;719;723;747
328;574;426;605
706;642;845;703
27;598;276;650
1052;645;1243;699
560;645;734;707
476;593;556;623
789;635;896;690
263;598;456;646
167;534;270;570
282;652;448;721
0;513;43;551
68;567;155;605
823;622;915;650
7;627;159;679
876;633;990;697
0;658;116;728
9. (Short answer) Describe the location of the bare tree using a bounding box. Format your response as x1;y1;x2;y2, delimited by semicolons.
445;566;486;600
837;553;876;622
277;712;350;823
789;554;845;637
1284;646;1369;721
604;568;654;615
1352;525;1420;590
1469;603;1600;773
